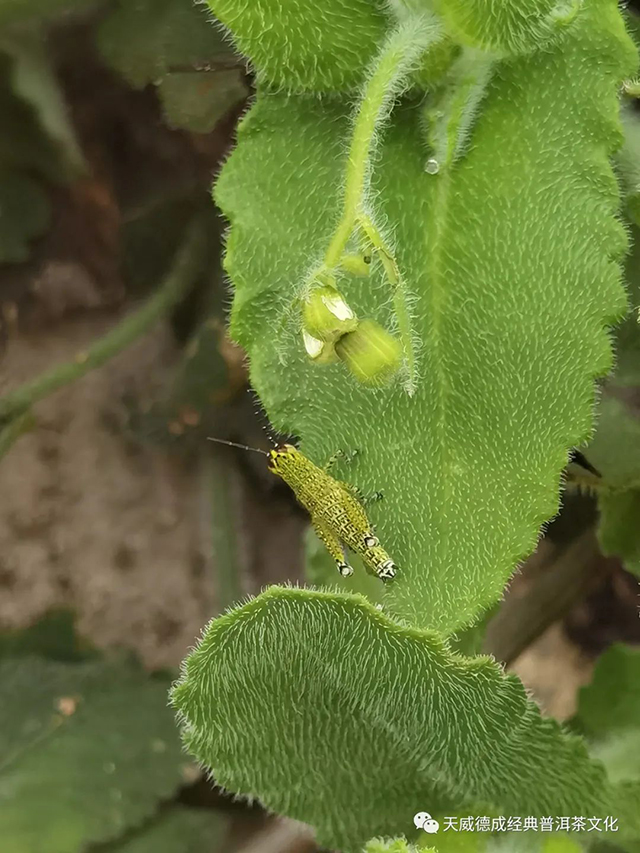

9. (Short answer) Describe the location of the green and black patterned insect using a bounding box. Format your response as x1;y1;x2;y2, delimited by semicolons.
210;439;396;581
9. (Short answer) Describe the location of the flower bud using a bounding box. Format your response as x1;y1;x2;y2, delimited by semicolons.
335;319;402;386
302;284;358;344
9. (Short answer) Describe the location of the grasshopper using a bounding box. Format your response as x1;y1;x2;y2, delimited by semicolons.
210;439;396;581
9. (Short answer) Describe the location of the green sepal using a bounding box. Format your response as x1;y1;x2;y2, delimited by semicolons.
302;283;359;343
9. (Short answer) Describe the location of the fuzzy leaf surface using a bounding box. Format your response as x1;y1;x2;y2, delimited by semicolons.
205;0;388;92
432;0;580;55
0;656;188;852
172;587;618;852
217;2;636;633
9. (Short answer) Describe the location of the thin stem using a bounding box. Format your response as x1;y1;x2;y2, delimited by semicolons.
324;15;442;269
358;213;416;392
206;447;243;611
0;217;208;424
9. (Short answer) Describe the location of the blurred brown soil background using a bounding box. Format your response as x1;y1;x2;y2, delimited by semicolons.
0;21;315;851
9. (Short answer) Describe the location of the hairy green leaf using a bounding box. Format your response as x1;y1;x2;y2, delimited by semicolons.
431;0;582;55
216;1;636;633
0;656;189;853
172;586;618;852
106;807;228;853
206;0;388;92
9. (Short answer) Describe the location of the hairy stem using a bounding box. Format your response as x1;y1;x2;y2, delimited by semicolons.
358;214;416;392
325;15;442;268
0;217;208;424
483;526;616;667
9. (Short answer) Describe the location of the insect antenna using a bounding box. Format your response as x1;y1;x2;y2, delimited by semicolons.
207;437;269;456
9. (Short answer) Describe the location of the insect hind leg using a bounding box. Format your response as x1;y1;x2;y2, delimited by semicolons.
312;519;353;578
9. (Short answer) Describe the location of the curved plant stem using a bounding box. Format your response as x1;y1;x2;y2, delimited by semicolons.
358;213;416;393
312;15;441;394
324;15;441;268
0;217;208;424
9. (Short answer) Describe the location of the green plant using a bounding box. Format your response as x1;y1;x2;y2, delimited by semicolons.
2;1;640;852
171;0;640;851
0;613;229;853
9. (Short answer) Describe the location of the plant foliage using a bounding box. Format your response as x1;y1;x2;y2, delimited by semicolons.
0;631;189;853
172;587;628;852
213;0;636;632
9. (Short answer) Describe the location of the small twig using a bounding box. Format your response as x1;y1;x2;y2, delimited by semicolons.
323;16;441;268
0;218;209;425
